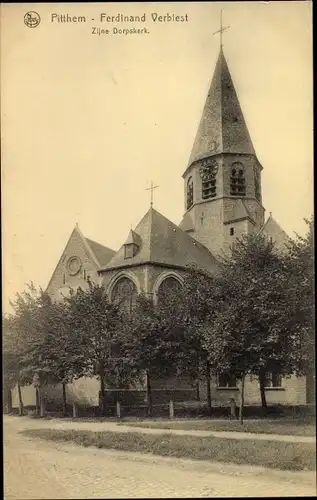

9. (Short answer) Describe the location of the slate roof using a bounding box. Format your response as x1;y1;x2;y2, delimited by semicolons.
85;237;116;267
123;229;142;247
179;212;195;232
259;214;291;252
223;199;255;225
100;207;219;274
186;47;256;171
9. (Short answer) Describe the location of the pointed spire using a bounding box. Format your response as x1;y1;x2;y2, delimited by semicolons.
187;48;256;169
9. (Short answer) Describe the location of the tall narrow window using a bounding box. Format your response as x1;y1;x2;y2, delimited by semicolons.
230;162;246;196
200;158;218;200
157;276;183;305
187;177;194;209
111;277;138;314
254;166;261;201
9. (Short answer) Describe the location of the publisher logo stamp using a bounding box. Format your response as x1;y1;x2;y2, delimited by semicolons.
24;11;41;28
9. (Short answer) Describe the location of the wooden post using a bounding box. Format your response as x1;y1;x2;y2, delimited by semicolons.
229;398;236;419
116;401;121;419
169;400;174;419
72;402;77;418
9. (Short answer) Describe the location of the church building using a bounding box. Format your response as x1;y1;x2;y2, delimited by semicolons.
12;43;310;409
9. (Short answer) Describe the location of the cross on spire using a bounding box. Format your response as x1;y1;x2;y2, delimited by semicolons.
145;181;159;208
213;9;230;48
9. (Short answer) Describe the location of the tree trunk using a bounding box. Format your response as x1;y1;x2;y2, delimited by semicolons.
100;374;106;417
146;370;153;417
40;389;45;418
239;372;246;424
195;379;200;401
8;388;13;413
35;388;40;416
17;381;24;416
206;361;212;412
258;370;268;414
62;383;67;417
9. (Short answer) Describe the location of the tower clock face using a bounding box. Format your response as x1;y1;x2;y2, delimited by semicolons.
67;256;82;276
200;158;219;181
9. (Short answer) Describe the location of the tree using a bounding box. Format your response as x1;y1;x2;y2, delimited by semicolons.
4;283;43;415
193;233;297;420
65;281;124;416
284;216;315;377
4;283;83;417
181;268;218;410
31;293;86;416
117;292;187;416
3;315;20;412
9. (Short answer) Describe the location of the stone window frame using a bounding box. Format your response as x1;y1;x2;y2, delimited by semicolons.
152;271;184;305
187;177;194;210
107;272;141;301
230;161;246;197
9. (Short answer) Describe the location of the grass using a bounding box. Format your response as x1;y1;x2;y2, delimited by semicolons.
21;428;316;471
117;419;316;437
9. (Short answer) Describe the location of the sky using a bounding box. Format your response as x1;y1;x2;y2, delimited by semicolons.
1;1;313;312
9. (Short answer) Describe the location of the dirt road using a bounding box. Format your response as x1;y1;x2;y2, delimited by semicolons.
4;416;316;499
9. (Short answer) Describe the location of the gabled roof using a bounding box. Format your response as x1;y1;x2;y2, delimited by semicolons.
85;238;116;267
223;199;255;225
259;214;291;252
187;47;256;170
45;225;115;292
100;207;219;274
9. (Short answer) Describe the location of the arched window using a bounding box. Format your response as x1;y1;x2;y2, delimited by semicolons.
157;276;183;304
111;277;138;314
200;158;218;200
230;162;246;196
187;177;194;209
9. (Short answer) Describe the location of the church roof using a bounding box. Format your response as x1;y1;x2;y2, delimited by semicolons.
186;47;256;172
123;229;142;247
85;237;116;267
100;207;219;274
259;214;291;252
223;199;255;225
179;211;195;232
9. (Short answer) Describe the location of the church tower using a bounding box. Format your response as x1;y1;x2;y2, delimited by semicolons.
180;46;265;257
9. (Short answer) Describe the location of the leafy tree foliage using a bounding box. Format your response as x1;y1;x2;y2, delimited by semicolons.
284;216;315;375
4;218;313;420
65;281;125;415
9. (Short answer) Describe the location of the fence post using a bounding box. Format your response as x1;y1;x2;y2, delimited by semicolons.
229;398;236;419
72;402;77;418
116;401;121;419
169;400;174;419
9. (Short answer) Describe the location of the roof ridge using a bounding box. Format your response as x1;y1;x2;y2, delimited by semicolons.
85;236;115;254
